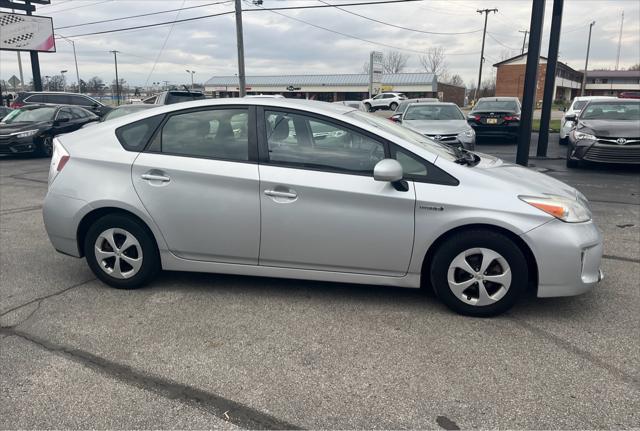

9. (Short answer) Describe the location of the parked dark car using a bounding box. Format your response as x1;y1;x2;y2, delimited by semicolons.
143;90;206;105
467;97;521;142
0;106;12;120
566;99;640;167
10;91;112;117
0;105;98;156
619;91;640;99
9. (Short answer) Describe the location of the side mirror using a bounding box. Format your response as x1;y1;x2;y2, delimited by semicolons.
373;159;403;182
564;114;577;122
390;114;402;123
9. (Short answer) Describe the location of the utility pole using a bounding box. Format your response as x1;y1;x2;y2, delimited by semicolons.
110;50;120;105
234;0;246;97
474;8;498;102
519;30;529;55
11;7;25;90
615;11;624;70
580;21;595;96
515;0;545;167
186;70;196;89
537;0;564;158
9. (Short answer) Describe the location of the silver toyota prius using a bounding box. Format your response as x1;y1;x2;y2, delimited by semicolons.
43;98;603;316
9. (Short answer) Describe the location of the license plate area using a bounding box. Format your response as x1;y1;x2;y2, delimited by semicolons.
486;118;498;124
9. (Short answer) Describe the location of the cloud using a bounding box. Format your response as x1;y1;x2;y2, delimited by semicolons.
1;0;638;89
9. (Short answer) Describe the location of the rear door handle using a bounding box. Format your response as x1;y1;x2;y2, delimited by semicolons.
264;189;297;199
141;173;171;182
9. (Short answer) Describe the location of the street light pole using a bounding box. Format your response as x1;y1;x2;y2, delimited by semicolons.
580;21;595;96
234;0;247;97
186;70;196;89
110;50;120;105
57;34;82;93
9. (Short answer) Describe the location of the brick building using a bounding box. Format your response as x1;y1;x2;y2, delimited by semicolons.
493;53;583;103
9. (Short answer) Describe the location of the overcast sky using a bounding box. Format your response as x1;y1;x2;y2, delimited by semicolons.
1;0;639;88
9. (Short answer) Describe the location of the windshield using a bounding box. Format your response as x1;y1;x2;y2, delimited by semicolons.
1;107;56;124
474;100;518;112
404;105;464;121
572;100;588;111
581;102;640;120
347;111;458;161
165;92;206;104
104;105;154;121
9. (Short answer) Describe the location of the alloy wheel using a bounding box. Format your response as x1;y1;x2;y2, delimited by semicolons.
446;247;512;306
94;228;143;279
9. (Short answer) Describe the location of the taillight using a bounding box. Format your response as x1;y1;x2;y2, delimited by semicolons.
10;101;23;108
48;138;70;185
474;115;481;121
503;115;520;121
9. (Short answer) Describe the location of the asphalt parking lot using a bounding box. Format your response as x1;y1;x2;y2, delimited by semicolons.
1;134;638;429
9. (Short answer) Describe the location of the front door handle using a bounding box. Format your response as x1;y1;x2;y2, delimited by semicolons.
141;173;171;182
264;189;297;199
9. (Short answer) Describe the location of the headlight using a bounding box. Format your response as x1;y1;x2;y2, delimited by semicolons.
519;194;591;223
457;129;475;139
572;130;596;141
12;129;39;139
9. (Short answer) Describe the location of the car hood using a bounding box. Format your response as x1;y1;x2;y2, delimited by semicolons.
472;153;580;200
403;120;469;134
0;121;50;134
577;119;640;137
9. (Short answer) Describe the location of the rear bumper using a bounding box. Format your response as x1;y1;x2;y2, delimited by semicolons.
43;191;87;257
469;123;519;138
521;219;603;297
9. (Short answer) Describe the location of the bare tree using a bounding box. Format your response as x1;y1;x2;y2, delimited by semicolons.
449;74;464;87
419;47;449;81
87;76;104;94
382;50;408;74
48;75;66;91
628;63;640;71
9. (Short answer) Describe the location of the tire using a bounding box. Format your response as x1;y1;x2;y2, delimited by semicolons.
559;136;568;146
35;136;53;157
389;102;398;111
84;214;160;289
566;144;579;168
429;230;528;317
364;102;372;112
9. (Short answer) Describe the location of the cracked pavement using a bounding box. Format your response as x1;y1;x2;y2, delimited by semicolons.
1;134;639;429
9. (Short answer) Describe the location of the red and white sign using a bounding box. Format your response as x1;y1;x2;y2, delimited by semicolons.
0;12;56;53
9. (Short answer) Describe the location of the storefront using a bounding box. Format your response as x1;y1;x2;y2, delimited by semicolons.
204;73;439;101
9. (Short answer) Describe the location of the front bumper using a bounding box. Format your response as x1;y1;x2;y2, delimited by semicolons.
568;139;640;164
521;219;603;297
0;136;38;154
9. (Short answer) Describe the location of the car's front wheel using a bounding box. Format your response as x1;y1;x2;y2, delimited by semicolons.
430;230;528;317
559;136;568;145
84;214;160;289
36;136;53;157
566;144;580;168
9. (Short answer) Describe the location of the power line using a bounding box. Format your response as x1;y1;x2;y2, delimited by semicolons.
486;32;520;52
316;0;482;35
144;0;187;87
47;0;113;15
63;0;422;38
56;0;233;30
245;0;479;55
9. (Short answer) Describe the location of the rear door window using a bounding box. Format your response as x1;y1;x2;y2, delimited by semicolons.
69;95;93;106
47;94;71;104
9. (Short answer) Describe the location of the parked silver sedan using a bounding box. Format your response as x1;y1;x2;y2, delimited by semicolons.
393;102;476;150
43;98;603;316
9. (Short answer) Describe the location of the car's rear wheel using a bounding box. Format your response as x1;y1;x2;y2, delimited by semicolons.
430;230;527;317
389;102;398;110
364;102;372;112
84;214;160;289
35;136;53;157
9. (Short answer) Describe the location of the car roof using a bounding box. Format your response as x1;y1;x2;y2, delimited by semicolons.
477;97;519;101
407;102;457;107
573;96;617;101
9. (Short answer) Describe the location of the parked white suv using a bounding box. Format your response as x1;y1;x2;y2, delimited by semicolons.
560;96;616;144
362;92;407;111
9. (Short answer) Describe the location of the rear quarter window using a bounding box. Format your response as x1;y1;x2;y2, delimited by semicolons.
115;115;164;152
